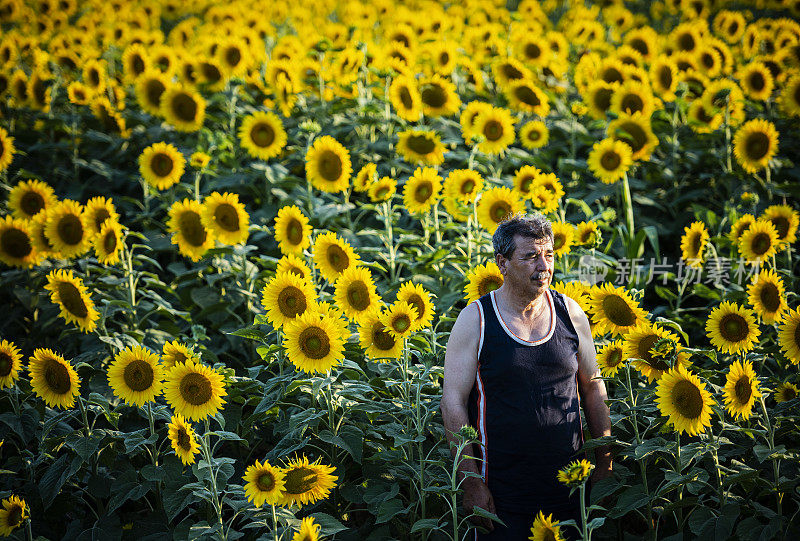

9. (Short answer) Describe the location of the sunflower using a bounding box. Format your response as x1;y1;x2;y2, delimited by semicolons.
0;496;27;537
93;220;123;265
45;269;99;333
29;210;55;259
358;311;403;361
122;43;150;83
107;345;164;407
584;80;617;120
389;74;422;122
608;113;659;161
723;360;761;421
476;187;524;234
201;192;249;245
279;455;337;508
701;79;745;125
472;107;516;155
0;339;22;390
774;381;799;403
274;205;311;256
444;170;483;203
0;216;37;268
135;70;170;116
649;56;679;102
778;307;800;364
167;199;216;261
625;323;687;382
160;84;206;132
733;119;779;174
273;253;309;281
529;510;565;541
0;127;15;172
746;268;787;324
464;261;503;303
243;459;286;506
588;283;648;337
762;204;799;248
686;99;724;134
596;340;626;377
728;214;756;245
609;80;656;119
738;61;774;101
419;74;460;117
333;266;380;323
656;365;714;436
261;271;317;329
557;458;594;487
460;101;494;142
305;135;352;194
239;111;287;161
587;138;633;185
512;166;543;200
44;199;91;258
706;301;761;355
504;79;550;117
403;167;443;215
575;221;600;247
368;177;396;203
779;74;800;117
168;414;201;466
84;196;119;237
492;57;532;89
163;359;227;421
519;121;549;150
283;310;348;374
28;348;80;409
396;129;445;166
738;219;779;263
312;231;359;282
7;179;57;220
397;282;435;331
138;142;186;191
159;340;198;369
292;517;321;541
190;152;211;169
353;163;377;192
380;301;419;340
680;221;709;268
550;221;575;257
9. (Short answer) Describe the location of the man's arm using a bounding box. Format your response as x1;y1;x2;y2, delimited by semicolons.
441;302;496;531
565;296;613;482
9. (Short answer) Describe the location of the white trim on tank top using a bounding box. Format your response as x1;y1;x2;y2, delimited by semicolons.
489;289;556;346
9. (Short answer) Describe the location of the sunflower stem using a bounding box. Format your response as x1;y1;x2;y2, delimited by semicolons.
674;431;683;534
78;395;91;438
271;504;280;541
759;395;782;516
704;428;724;505
147;401;158;467
194;171;202;202
201;420;226;540
620;172;635;265
579;482;589;541
625;364;654;531
26;517;33;541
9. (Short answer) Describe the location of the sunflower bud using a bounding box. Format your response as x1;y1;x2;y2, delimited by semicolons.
458;425;478;441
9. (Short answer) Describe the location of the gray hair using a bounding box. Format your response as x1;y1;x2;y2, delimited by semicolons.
492;214;553;258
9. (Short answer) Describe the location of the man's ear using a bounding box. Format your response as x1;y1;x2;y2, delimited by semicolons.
495;252;507;274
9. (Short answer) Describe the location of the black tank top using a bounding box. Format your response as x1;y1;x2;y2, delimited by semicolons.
467;289;585;514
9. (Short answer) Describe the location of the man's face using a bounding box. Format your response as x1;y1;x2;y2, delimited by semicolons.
496;235;555;299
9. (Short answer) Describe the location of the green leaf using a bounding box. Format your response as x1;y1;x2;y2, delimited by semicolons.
375;498;405;524
310;513;348;535
40;454;82;507
410;519;440;533
609;485;650;518
470;506;507;528
228;327;271;342
107;482;151;514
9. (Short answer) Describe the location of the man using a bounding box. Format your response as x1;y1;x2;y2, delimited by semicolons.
441;215;612;540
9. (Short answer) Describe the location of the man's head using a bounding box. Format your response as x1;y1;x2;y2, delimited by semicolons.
492;214;554;259
493;215;555;299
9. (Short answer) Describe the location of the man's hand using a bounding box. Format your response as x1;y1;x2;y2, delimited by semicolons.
463;477;496;532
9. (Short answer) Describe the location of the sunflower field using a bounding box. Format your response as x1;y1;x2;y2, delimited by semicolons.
0;0;800;539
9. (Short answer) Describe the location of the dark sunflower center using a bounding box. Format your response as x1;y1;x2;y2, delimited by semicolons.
518;175;534;193
58;214;84;245
527;128;542;142
693;104;714;124
406;295;424;321
620;94;644;114
179;211;207;246
748;71;765;91
200;62;222;83
317;150;343;182
8;505;23;527
286;219;303;245
145;79;165;107
543;528;557;541
414;181;433;203
57;281;88;318
734;376;752;404
103;229;118;253
553;232;565;250
1;228;32;259
744;132;770;160
179;372;213;405
768;216;789;240
257;472;275;491
671;379;703;419
284;466;318;494
483;120;503;141
525;43;541;60
421;84;446;108
601;67;623;84
658;66;673;89
501;63;524;80
733;220;752;240
607;349;623;367
251;122;275;148
592;87;613;112
44;357;72;394
131;54;145;76
375;187;390;199
91;209;110;232
690;233;702;256
214;203;240;232
225;46;242;67
782;386;797;401
21;191;45;216
490;201;511;222
172;92;199;122
514;85;540;107
278;286;306;318
347;281;370;311
392;314;411;332
123;359;154;392
720;313;748;342
479;276;503;296
629;38;648;56
600;150;621;171
602;295;636;327
151;153;174;178
299;326;331;359
407;134;435;154
373;324;396;350
439;52;450;66
326;245;349;272
177;427;191;450
460;179;475;194
0;352;12;376
640;335;669;370
678;33;696;51
759;283;780;312
399;86;414;109
616;121;646;152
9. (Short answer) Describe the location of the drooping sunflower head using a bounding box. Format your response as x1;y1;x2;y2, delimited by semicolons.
305;135;352;194
705;301;761;355
575;221;601;247
0;495;28;536
556;459;594;487
201;191;249;245
107;345;164;407
587;137;633;185
279;455;337;509
168;413;201;466
167;198;215;261
0;215;37;269
274;205;311;256
733;118;779;174
529;510;565;541
283;310;348;374
333;266;379;323
277;253;312;282
723;359;761;420
587;282;648;337
476;186;524;234
0;339;23;390
774;381;799;403
762;204;799;248
402;166;443;215
464;261;504;303
396;129;445;166
7;178;57;220
159;84;206;132
243;458;286;507
239;110;287;161
655;365;714;436
680;221;709;268
28;348;80;409
747;268;787;324
519;120;549;150
368;177;397;203
738;219;779;263
353;163;377;192
44;268;99;333
163;359;227;422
